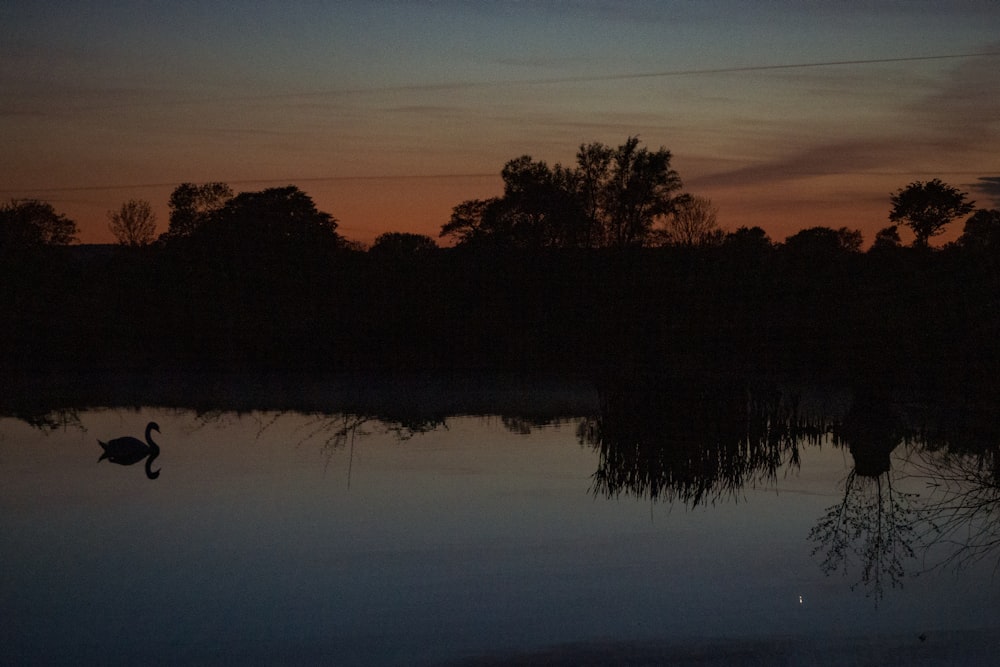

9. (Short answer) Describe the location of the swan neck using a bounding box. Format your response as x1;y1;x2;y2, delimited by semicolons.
144;423;160;479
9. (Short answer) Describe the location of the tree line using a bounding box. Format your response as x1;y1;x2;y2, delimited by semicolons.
1;137;994;254
2;138;999;386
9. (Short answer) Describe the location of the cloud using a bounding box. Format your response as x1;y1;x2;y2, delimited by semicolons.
905;47;1000;148
686;138;903;189
688;48;1000;192
970;177;1000;207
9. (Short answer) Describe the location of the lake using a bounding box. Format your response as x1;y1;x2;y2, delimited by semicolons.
2;376;998;665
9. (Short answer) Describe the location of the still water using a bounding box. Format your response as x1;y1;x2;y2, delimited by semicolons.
2;381;999;665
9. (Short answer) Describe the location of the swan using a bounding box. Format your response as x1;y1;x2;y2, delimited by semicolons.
98;421;161;479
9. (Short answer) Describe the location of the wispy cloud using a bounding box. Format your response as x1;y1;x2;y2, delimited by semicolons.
689;50;1000;190
970;177;1000;207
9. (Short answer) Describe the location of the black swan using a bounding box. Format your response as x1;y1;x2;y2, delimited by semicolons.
98;421;161;479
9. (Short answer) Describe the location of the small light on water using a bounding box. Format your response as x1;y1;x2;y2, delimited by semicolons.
799;595;803;604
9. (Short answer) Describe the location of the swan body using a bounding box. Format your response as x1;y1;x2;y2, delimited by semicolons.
98;421;161;479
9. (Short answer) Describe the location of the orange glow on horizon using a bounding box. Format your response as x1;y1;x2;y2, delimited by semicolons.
7;168;974;249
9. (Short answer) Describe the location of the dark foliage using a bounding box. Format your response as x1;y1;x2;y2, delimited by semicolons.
441;137;683;249
0;199;78;253
889;179;975;247
2;226;999;396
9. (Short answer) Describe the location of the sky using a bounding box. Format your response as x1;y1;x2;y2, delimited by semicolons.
2;0;999;246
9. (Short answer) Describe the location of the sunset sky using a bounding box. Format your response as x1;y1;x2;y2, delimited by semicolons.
2;1;998;246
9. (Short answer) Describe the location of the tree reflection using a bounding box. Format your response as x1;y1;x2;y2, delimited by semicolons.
908;426;1000;572
288;412;446;484
5;407;83;433
580;377;822;507
808;388;918;603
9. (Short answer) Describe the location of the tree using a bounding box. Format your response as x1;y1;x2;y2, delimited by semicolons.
370;232;438;258
783;226;863;255
0;199;77;249
440;197;505;246
889;179;975;248
956;209;1000;250
871;225;902;251
658;195;723;247
724;226;772;250
498;155;586;248
200;185;340;252
163;182;233;241
576;136;683;247
108;199;157;247
440;137;685;249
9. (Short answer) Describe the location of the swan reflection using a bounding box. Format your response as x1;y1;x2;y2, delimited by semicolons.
98;421;161;480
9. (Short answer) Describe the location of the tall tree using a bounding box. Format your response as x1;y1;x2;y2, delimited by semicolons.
163;182;233;241
108;199;157;247
889;179;974;248
440;137;685;249
498;156;586;248
0;199;77;249
579;136;683;248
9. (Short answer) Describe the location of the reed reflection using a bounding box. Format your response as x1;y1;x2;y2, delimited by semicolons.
579;376;823;507
296;412;444;487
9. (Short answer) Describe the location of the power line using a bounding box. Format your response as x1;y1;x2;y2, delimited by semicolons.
10;50;999;112
171;50;1000;100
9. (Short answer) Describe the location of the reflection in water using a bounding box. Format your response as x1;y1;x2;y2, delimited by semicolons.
249;410;448;487
580;378;1000;604
910;444;1000;572
808;389;917;602
97;421;162;479
9;407;82;433
6;375;1000;609
579;377;824;507
6;391;1000;664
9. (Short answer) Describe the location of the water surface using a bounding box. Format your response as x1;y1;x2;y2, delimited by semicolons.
2;387;999;665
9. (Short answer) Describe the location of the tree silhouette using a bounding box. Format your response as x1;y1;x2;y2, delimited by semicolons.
108;199;157;247
0;199;77;249
956;209;1000;250
441;156;586;248
162;181;233;241
498;155;587;247
198;185;340;251
440;137;684;249
440;197;505;246
723;226;773;252
657;194;723;247
889;179;975;248
370;232;438;259
578;136;683;247
783;226;863;255
871;225;902;250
